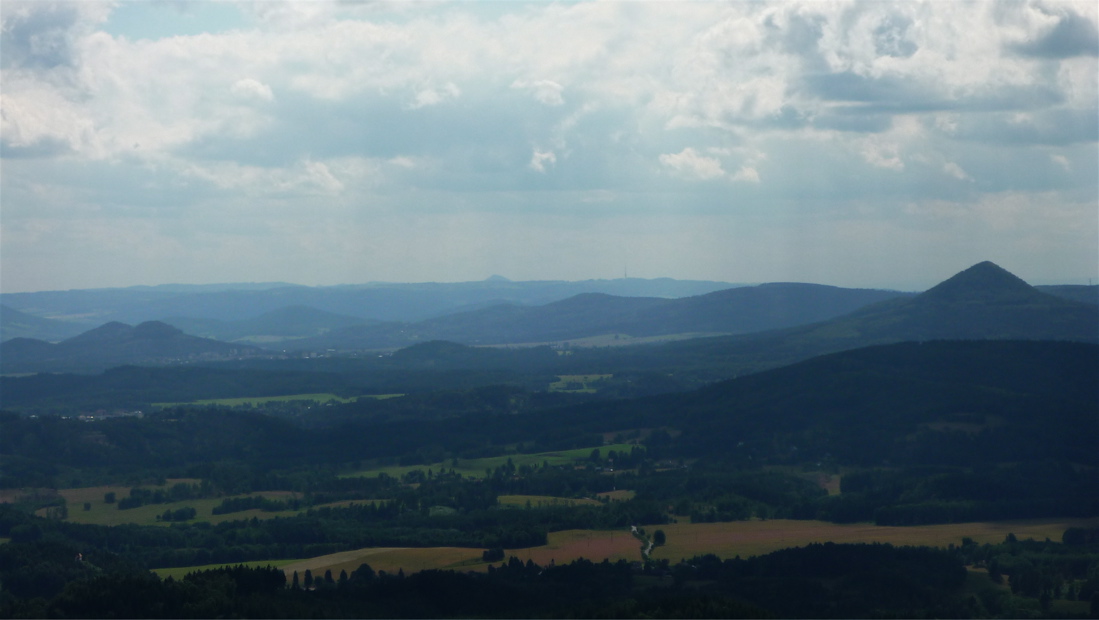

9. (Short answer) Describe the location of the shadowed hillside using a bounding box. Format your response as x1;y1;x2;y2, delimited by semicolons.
628;261;1099;379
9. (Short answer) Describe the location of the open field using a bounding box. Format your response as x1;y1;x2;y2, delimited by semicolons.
595;489;636;501
41;484;380;527
646;517;1099;564
498;495;603;508
279;546;485;578
166;516;1099;582
549;374;612;393
762;465;844;496
153;393;403;408
340;443;641;480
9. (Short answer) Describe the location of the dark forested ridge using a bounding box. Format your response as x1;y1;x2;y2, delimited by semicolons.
589;261;1099;382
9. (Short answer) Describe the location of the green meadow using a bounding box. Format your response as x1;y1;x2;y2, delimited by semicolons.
49;484;384;527
549;374;612;393
154;393;403;408
340;443;642;480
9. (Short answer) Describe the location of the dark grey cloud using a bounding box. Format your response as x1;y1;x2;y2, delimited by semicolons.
951;108;1098;146
1009;11;1098;58
812;113;894;134
0;2;86;70
801;71;953;122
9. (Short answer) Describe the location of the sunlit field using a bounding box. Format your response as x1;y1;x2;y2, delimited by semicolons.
150;516;1099;582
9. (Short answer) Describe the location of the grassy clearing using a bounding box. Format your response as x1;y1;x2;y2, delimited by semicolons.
153;393;403;408
279;547;483;579
340;443;641;480
596;490;636;501
154;393;350;407
549;374;612;393
51;484;376;527
498;495;602;508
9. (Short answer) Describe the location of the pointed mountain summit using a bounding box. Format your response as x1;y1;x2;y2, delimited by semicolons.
835;261;1098;342
655;261;1099;376
917;261;1043;304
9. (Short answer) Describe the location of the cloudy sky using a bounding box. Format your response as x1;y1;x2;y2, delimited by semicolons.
2;0;1096;293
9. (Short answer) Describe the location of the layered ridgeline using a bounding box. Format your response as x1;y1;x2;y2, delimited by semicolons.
2;261;1096;404
637;261;1099;377
0;305;89;342
161;305;373;344
0;277;738;340
0;322;265;374
285;283;910;351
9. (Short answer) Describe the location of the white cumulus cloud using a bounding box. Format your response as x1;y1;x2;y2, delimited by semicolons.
529;149;557;173
511;79;565;106
659;148;726;180
231;78;274;102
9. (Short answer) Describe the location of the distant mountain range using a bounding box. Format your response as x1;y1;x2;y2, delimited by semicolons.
284;283;912;351
2;262;1095;376
385;261;1099;380
0;277;740;338
0;321;265;374
0;305;89;342
161;306;374;344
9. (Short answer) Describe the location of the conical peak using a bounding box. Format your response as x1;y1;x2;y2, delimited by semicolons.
919;261;1039;303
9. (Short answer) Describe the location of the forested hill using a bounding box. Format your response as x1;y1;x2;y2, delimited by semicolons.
3;340;1094;479
666;339;1099;467
286;283;910;350
606;261;1099;379
0;322;266;374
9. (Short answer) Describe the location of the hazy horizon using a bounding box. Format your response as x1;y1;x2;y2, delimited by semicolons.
2;1;1096;295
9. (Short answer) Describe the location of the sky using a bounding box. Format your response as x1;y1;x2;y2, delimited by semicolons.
1;0;1096;294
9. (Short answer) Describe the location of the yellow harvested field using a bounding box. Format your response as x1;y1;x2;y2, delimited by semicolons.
651;517;1099;563
280;547;484;578
269;517;1099;580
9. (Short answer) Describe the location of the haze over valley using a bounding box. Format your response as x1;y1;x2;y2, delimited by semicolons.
1;1;1096;618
